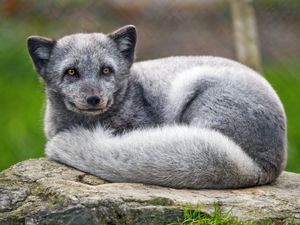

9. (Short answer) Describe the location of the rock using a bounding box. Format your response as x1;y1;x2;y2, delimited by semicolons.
0;158;299;225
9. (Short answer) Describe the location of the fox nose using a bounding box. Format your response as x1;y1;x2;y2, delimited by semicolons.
86;96;100;106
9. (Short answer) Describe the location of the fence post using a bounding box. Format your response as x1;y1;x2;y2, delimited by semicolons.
229;0;262;73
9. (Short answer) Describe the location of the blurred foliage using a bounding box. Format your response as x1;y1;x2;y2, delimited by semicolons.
255;0;300;12
0;1;299;172
0;19;45;170
264;60;300;172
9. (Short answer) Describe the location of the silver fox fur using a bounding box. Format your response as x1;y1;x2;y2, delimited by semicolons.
27;25;287;189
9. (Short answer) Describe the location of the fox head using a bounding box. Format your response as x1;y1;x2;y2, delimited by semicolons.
27;25;136;116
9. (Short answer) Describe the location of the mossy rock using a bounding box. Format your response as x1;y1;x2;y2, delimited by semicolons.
0;158;299;225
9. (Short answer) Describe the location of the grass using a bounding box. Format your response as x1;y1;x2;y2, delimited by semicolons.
0;17;299;173
167;205;298;225
168;205;243;225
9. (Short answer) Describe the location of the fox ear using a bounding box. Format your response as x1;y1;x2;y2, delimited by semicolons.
108;25;137;65
27;36;56;75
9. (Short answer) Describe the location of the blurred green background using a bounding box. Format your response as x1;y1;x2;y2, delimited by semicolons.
0;0;299;172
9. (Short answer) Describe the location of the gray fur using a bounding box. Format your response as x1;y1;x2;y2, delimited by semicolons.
27;25;287;189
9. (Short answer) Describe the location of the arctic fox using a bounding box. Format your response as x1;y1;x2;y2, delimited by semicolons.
27;25;287;189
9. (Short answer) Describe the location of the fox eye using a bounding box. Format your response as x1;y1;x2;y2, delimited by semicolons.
66;68;77;76
101;67;110;75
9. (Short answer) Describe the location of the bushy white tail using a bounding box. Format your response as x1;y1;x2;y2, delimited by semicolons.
46;125;262;189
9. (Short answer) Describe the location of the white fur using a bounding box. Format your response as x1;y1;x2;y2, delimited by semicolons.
46;125;262;188
35;47;51;60
118;36;133;52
